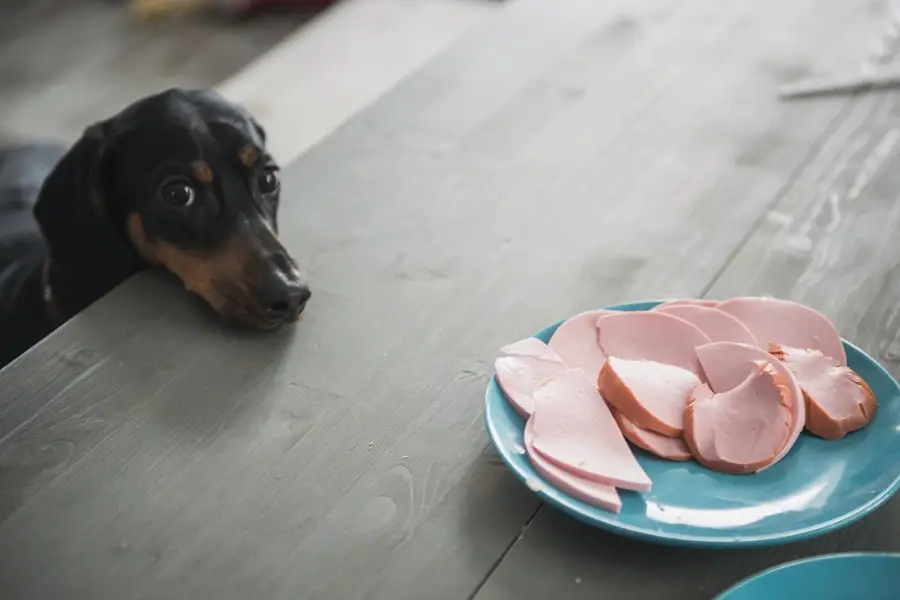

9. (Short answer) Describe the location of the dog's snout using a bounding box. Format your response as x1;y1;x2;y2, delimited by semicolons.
260;276;311;321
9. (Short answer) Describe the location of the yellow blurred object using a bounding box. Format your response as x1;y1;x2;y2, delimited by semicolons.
131;0;215;20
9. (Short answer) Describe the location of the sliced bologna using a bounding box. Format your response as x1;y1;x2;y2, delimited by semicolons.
655;304;758;346
529;369;652;492
494;337;567;418
717;297;846;366
652;298;719;310
684;362;793;475
596;311;711;378
695;341;805;470
524;419;622;513
770;344;877;440
597;356;700;437
548;310;613;380
610;408;692;461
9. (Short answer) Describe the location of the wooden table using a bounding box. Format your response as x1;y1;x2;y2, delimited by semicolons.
2;1;899;598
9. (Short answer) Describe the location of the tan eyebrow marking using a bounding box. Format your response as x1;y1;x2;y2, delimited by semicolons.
191;160;215;184
238;144;261;167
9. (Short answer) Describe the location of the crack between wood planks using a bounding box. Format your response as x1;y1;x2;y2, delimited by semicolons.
698;96;859;299
468;503;545;599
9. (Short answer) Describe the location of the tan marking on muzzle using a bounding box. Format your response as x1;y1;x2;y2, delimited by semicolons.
126;213;257;313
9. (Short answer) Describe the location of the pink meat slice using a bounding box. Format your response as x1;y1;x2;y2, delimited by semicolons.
655;305;758;346
610;408;692;461
717;297;846;366
523;419;622;513
597;356;701;437
770;344;877;441
596;311;712;378
529;369;652;492
547;310;613;380
695;341;805;470
684;362;793;475
652;298;720;310
494;337;567;418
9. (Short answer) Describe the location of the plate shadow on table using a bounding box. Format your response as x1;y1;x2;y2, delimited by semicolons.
486;496;894;600
456;446;542;576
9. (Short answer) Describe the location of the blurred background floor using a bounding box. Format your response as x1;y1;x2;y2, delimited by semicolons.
0;0;499;163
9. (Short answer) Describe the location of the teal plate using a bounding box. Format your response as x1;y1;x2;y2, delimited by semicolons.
484;300;900;547
715;553;900;599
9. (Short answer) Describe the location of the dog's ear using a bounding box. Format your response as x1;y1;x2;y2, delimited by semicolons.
33;121;141;314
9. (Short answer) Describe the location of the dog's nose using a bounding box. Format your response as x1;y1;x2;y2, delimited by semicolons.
261;279;311;320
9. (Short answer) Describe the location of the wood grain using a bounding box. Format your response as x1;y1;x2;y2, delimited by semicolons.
0;0;892;598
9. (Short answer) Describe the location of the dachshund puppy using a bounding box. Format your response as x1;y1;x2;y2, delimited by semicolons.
0;88;310;368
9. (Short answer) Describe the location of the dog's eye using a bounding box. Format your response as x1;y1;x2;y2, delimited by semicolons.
160;179;196;207
257;168;280;194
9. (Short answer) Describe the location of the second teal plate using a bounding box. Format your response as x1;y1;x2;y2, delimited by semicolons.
715;553;900;599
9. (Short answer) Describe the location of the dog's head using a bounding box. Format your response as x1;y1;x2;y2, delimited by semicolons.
34;88;309;329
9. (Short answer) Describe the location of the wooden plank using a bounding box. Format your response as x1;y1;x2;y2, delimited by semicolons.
0;0;886;599
219;0;499;165
475;52;900;600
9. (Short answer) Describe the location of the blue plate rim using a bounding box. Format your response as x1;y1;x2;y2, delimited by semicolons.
483;300;900;548
712;552;900;599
